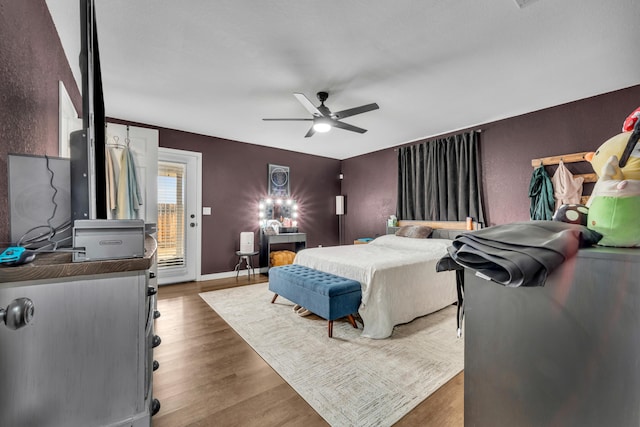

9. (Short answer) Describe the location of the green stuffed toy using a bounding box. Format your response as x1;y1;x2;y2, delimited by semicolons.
585;109;640;247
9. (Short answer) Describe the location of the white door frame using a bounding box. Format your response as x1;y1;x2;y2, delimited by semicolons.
157;147;202;285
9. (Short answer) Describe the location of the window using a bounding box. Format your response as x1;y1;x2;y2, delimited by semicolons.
157;161;186;268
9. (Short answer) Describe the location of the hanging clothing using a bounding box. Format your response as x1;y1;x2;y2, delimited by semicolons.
529;165;555;220
551;160;584;209
116;147;143;219
105;147;120;214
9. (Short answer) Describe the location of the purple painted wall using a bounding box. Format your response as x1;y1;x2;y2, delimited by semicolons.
0;0;82;245
3;2;639;276
341;84;640;244
340;149;397;241
480;85;640;226
108;119;342;275
158;129;342;274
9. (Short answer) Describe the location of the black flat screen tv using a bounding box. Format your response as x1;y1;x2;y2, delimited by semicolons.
70;0;106;222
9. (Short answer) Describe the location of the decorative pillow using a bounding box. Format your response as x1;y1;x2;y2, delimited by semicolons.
395;225;433;238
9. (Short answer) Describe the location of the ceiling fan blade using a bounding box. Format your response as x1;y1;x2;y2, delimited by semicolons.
334;103;379;120
331;120;367;134
294;93;324;117
262;118;313;121
304;126;316;138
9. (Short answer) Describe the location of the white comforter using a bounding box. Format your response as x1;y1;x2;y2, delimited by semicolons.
293;234;457;338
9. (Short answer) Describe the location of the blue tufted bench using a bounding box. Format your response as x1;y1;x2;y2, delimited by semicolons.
269;264;362;338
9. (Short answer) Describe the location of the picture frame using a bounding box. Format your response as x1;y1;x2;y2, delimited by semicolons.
268;164;290;197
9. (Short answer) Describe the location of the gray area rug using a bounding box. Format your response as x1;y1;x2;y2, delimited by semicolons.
200;283;463;427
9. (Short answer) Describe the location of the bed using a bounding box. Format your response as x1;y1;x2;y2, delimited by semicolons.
293;221;472;339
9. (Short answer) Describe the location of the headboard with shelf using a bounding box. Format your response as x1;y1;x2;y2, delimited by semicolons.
531;151;596;205
386;219;479;239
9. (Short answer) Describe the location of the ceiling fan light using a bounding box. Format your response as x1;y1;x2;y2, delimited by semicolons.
313;119;331;133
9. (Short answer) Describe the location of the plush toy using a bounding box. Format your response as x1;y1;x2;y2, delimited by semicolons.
586;156;640;246
552;204;589;226
585;110;640;247
623;107;640;132
584;132;640;181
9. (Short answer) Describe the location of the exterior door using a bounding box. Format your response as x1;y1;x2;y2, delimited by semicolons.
157;148;201;284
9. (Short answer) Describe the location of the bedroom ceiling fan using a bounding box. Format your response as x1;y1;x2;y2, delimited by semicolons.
263;92;379;138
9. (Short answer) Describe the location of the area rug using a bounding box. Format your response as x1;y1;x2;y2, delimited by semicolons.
200;283;463;427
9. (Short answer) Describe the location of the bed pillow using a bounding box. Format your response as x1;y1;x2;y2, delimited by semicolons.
395;225;433;238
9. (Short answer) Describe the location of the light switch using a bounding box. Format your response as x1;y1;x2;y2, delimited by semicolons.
203;207;212;215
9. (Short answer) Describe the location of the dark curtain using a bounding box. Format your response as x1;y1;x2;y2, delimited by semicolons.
396;131;485;224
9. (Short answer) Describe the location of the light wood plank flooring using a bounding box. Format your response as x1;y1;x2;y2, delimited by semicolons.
152;275;464;426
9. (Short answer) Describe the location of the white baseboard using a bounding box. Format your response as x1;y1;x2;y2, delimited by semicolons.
199;271;240;281
198;267;268;282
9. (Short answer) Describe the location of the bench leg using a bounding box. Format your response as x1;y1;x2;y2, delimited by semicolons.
347;314;358;329
271;293;278;304
328;320;333;338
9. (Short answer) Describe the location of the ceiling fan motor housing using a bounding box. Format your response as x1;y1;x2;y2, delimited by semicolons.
317;91;329;103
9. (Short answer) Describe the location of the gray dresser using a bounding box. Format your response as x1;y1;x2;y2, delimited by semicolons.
464;247;640;427
0;238;158;427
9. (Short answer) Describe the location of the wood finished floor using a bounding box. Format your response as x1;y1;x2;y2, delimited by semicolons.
152;275;464;426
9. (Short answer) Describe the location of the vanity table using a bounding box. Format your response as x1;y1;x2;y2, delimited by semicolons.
257;197;304;271
259;231;306;271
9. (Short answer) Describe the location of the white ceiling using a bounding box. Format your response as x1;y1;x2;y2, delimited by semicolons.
46;0;640;160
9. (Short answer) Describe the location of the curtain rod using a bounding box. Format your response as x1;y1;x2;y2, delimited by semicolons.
393;129;483;151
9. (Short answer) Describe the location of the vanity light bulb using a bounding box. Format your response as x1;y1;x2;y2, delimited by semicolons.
276;199;283;205
259;203;264;209
293;204;298;210
292;212;298;218
266;198;273;204
286;199;293;205
259;211;264;218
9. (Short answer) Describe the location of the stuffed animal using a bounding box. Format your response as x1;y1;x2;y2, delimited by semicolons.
585;110;640;247
586;156;640;246
623;107;640;132
552;204;589;226
584;131;640;181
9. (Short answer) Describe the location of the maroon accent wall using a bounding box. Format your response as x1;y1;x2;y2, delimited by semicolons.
160;130;342;275
480;85;640;226
341;84;640;243
3;1;638;274
340;149;397;241
0;0;82;244
108;119;342;275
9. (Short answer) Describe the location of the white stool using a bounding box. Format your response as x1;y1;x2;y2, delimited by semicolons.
234;250;259;278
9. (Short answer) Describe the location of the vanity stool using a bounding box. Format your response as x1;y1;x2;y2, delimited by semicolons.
234;250;259;278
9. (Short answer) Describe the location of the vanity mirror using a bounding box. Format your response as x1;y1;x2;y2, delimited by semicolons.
258;198;299;232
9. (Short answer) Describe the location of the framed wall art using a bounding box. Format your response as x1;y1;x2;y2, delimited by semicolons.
268;164;290;197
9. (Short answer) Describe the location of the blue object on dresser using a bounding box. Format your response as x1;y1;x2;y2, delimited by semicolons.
269;264;362;338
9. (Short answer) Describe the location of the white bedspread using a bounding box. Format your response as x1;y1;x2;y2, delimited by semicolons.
293;234;457;338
